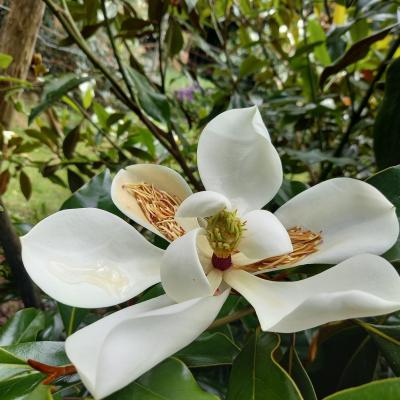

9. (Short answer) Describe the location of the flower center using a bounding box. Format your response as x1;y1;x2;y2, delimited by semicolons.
240;226;322;272
123;182;185;241
206;209;245;270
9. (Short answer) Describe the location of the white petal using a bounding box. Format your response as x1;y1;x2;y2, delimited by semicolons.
161;229;213;302
207;269;223;294
21;208;163;308
197;106;283;214
237;210;293;261
111;164;193;239
176;191;232;218
275;178;399;265
224;254;400;333
65;291;229;399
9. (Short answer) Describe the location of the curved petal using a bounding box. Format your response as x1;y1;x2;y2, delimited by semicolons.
176;191;232;218
21;208;163;308
224;254;400;333
275;178;399;265
237;210;293;261
161;229;213;302
66;291;229;399
111;164;194;240
197;106;283;214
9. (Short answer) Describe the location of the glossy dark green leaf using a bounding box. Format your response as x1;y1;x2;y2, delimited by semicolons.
29;75;90;124
121;17;152;31
67;169;85;192
322;378;400;399
0;309;45;346
320;25;397;87
3;341;69;365
165;18;184;57
128;69;171;124
57;303;89;336
357;321;400;375
176;332;240;367
61;169;121;215
0;371;43;400
62;125;80;159
373;58;400;170
106;357;219;400
281;346;317;400
148;0;167;22
226;331;302;400
17;383;54;400
19;170;32;201
366;165;400;215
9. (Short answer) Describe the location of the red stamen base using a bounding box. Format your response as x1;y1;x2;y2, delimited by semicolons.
212;253;232;271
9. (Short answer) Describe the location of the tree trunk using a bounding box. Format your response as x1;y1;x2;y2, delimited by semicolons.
0;0;45;127
0;0;44;308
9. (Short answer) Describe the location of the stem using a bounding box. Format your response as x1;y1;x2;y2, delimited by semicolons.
100;0;135;101
0;199;40;307
320;33;400;180
28;359;77;384
207;306;255;330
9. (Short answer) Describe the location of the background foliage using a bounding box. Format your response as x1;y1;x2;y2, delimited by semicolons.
1;0;400;399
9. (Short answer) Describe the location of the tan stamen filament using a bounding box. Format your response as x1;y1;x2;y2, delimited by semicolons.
123;183;185;241
240;227;322;273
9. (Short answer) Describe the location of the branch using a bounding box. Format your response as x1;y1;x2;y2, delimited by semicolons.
0;199;40;307
42;0;202;190
100;0;135;101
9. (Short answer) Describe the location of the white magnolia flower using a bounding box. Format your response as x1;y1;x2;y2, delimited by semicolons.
21;107;400;399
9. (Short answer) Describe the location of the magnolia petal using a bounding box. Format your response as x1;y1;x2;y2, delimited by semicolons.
21;208;163;308
237;210;293;261
66;291;229;399
111;164;193;239
224;254;400;333
176;191;232;218
197;106;283;214
207;269;223;294
275;178;399;265
161;229;213;302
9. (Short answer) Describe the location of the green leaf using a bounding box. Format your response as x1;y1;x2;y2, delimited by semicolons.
57;303;89;336
17;383;54;400
106;357;219;400
307;19;331;66
61;169;120;215
281;346;317;400
19;170;32;201
128;69;171;124
176;332;240;367
29;75;90;124
320;25;398;87
356;321;400;375
226;331;302;400
239;55;265;78
0;309;45;346
62;125;80;159
3;342;69;366
373;58;400;170
366;165;400;215
0;371;43;400
0;53;13;69
67;169;85;192
322;378;400;399
165;18;184;57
